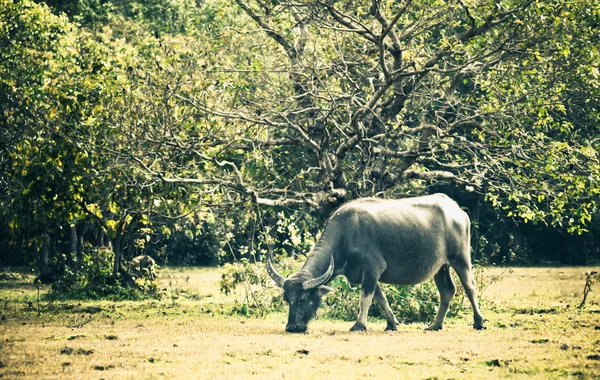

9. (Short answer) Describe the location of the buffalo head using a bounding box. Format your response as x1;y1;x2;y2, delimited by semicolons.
266;253;334;333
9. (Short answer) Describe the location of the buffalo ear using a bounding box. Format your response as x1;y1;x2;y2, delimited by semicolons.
317;286;334;296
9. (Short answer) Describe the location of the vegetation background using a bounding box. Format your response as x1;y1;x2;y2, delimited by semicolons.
2;0;600;285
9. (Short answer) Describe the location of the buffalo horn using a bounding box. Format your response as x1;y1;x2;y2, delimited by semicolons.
266;250;286;288
302;255;334;290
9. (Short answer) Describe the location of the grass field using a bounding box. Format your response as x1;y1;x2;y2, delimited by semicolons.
1;266;599;379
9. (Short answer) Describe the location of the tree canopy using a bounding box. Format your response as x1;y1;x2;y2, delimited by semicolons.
89;0;600;232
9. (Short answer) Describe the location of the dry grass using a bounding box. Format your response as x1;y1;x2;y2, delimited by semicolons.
1;266;599;379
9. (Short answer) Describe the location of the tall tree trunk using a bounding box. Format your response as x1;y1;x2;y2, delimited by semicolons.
121;220;138;259
112;234;123;277
104;232;112;250
96;226;104;247
76;224;90;273
472;199;481;263
68;224;77;270
112;219;125;277
35;233;53;283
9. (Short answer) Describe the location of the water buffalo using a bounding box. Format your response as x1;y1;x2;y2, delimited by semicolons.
267;194;485;333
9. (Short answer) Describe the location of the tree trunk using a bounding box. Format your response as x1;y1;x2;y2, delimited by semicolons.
39;233;50;274
104;232;113;250
68;224;77;270
121;220;139;260
35;233;53;283
76;224;89;273
74;224;88;273
95;226;104;247
112;235;122;277
112;220;125;277
472;199;480;263
111;214;139;281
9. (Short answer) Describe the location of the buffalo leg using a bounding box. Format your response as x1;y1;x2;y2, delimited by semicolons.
350;275;377;332
453;264;485;330
426;264;456;331
374;284;399;331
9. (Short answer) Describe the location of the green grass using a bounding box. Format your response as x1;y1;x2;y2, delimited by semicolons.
1;266;599;379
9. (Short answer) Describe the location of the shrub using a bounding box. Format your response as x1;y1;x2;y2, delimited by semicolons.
218;259;487;325
47;248;152;301
218;257;296;316
322;277;466;324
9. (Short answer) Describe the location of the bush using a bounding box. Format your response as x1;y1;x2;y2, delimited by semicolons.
323;276;467;324
47;248;151;301
218;259;490;325
217;257;295;316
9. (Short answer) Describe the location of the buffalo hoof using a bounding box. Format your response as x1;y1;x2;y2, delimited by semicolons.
474;318;486;330
286;323;308;333
350;322;367;332
425;324;442;331
385;322;397;331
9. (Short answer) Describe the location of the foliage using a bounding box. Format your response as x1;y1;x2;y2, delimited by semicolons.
219;259;270;296
217;256;300;316
0;0;228;279
2;0;600;288
106;0;600;234
217;258;493;325
1;0;78;249
322;272;471;324
47;248;150;300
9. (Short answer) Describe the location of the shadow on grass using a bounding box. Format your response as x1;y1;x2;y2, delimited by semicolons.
0;281;38;290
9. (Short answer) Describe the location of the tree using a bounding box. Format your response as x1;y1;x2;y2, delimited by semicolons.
0;0;196;280
1;0;87;279
110;0;599;234
3;0;599;278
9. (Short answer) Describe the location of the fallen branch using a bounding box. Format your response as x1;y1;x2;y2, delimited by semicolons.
67;318;94;329
579;271;598;309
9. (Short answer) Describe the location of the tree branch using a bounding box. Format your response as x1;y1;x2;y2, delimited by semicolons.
234;0;299;60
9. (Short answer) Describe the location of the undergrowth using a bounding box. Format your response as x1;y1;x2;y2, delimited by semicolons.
218;257;495;324
46;248;159;301
217;257;295;316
